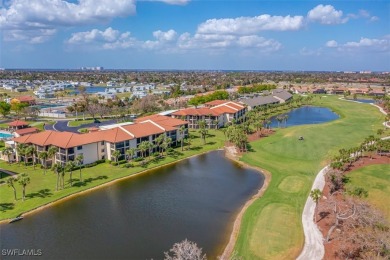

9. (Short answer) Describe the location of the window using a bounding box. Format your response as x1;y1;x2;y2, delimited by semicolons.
77;146;82;150
101;141;105;145
125;140;129;146
101;149;105;153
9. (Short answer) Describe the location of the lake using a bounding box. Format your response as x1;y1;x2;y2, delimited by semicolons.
0;151;263;259
270;106;339;128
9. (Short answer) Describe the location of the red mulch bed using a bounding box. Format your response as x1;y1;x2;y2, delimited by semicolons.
247;129;275;142
316;154;389;259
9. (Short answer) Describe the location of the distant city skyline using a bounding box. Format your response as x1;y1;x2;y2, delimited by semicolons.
1;0;389;71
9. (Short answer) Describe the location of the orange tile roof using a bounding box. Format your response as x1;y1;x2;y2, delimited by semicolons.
16;96;35;102
13;116;186;148
14;127;39;136
122;122;165;137
7;120;29;127
172;108;222;116
204;100;227;106
135;114;188;128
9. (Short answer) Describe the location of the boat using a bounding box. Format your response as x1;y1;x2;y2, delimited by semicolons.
9;216;23;223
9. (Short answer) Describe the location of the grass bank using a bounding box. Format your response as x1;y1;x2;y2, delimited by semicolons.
345;164;390;221
234;95;386;259
0;130;225;221
67;118;111;127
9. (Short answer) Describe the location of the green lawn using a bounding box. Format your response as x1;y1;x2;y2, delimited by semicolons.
67;118;111;127
234;95;386;259
0;130;225;220
345;164;390;221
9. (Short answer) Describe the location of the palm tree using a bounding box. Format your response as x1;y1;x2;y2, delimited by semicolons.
18;173;30;201
65;161;76;187
52;163;63;191
161;136;172;156
3;147;13;164
198;120;208;145
283;114;289;128
179;125;186;151
125;147;137;162
75;154;84;181
16;143;27;166
276;115;284;128
7;176;18;201
38;151;48;174
138;141;148;160
24;145;34;167
310;189;322;223
30;145;37;169
155;134;165;154
112;150;121;165
47;146;58;167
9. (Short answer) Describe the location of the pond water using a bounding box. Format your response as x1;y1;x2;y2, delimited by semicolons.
0;150;263;259
346;98;375;104
270;106;339;128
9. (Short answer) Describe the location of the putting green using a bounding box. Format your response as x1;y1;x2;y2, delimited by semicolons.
278;176;306;193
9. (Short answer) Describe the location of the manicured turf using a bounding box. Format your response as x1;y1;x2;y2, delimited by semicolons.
345;164;390;221
0;130;225;220
67;118;111;127
234;96;386;259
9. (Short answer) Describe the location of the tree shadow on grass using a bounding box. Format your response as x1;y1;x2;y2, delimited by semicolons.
0;203;15;212
73;175;108;187
168;150;184;159
26;189;53;199
206;141;216;146
189;146;202;151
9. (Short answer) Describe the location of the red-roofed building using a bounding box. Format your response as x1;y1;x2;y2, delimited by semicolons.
7;120;29;130
13;127;40;137
11;116;188;166
171;100;246;129
13;96;36;105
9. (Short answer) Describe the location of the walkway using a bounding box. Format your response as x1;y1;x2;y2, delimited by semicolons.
297;166;329;260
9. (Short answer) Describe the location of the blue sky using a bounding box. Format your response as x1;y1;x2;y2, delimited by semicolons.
0;0;389;71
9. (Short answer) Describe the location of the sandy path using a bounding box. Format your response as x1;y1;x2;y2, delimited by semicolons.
296;165;329;260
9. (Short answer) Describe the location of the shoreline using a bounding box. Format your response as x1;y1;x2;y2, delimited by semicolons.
0;149;220;225
220;146;272;259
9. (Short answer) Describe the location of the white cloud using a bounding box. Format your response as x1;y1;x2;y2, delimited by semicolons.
0;0;136;30
153;30;177;42
67;27;138;49
197;14;304;35
325;40;338;47
307;4;348;25
347;9;379;22
0;0;136;43
325;37;389;52
3;29;57;44
177;32;281;52
143;30;177;50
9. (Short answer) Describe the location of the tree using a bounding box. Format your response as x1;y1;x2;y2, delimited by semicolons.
0;101;11;118
3;147;13;164
112;150;121;165
161;136;172;156
16;144;27;166
75;154;84;181
47;146;58;167
310;188;322;223
125;147;137;162
164;239;206;260
198;120;208;145
18;173;30;201
179;125;186;151
7;177;18;201
65;161;76;187
52;163;63;191
38;151;48;174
